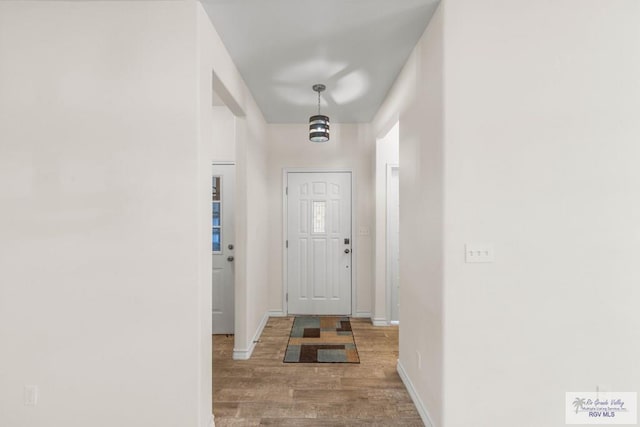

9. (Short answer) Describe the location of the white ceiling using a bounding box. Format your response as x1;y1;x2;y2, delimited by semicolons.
200;0;440;123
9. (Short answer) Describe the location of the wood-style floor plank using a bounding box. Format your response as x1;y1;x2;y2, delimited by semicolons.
213;317;423;426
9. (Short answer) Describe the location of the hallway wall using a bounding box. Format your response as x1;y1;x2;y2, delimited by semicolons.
0;2;207;426
234;94;270;359
0;1;271;425
373;123;400;325
443;0;640;425
211;106;236;163
392;6;445;425
374;0;640;426
196;2;270;361
266;123;375;317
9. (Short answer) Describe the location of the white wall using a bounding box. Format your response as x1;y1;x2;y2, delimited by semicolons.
372;3;445;425
211;106;236;163
442;1;640;426
266;123;375;317
234;92;270;358
374;0;640;426
195;3;270;360
399;6;445;426
0;2;271;425
0;2;209;426
373;123;399;325
196;6;214;425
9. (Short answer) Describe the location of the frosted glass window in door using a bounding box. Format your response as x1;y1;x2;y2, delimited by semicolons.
212;176;220;201
312;201;326;233
212;176;222;252
212;228;221;252
212;202;220;227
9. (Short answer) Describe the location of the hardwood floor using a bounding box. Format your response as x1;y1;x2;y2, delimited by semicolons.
213;317;424;426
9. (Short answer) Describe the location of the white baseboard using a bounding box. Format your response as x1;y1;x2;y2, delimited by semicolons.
397;359;435;427
232;311;269;360
209;414;215;427
372;317;389;327
353;311;371;318
268;310;287;317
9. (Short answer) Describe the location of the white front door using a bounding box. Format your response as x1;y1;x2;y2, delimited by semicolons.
212;164;235;334
286;172;352;315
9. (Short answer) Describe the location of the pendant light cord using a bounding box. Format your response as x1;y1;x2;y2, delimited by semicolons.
317;90;321;115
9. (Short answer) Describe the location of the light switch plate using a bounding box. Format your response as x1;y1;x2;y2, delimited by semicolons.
465;244;494;263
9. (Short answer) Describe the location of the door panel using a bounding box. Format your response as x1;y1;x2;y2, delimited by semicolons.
287;172;351;315
212;164;235;334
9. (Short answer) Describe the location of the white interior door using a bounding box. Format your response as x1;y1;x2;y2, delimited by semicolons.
387;166;400;322
212;164;235;334
287;172;352;315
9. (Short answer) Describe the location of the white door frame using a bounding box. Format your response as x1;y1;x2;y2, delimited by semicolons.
386;164;399;324
282;168;357;316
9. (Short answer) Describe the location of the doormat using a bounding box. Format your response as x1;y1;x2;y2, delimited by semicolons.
283;316;360;363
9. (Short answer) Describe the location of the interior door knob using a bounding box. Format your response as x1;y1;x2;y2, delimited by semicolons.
344;249;350;254
227;256;234;262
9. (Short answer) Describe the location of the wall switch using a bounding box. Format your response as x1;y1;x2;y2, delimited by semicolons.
24;385;38;406
465;244;495;263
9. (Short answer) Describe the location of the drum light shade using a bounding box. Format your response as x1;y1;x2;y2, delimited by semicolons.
309;84;329;143
309;114;330;142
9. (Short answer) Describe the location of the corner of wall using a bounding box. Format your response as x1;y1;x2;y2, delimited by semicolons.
397;360;436;427
232;311;269;360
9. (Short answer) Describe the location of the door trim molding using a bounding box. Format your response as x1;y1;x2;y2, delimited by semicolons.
386;163;399;324
282;168;357;316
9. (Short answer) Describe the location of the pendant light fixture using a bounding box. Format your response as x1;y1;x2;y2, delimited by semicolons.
309;84;330;143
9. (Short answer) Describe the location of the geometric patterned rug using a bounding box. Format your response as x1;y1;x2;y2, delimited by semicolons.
283;316;360;363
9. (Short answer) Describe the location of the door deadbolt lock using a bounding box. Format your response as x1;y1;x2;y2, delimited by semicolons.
228;244;234;250
227;256;234;262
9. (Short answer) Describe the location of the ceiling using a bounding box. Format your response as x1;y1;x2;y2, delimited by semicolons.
200;0;440;123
